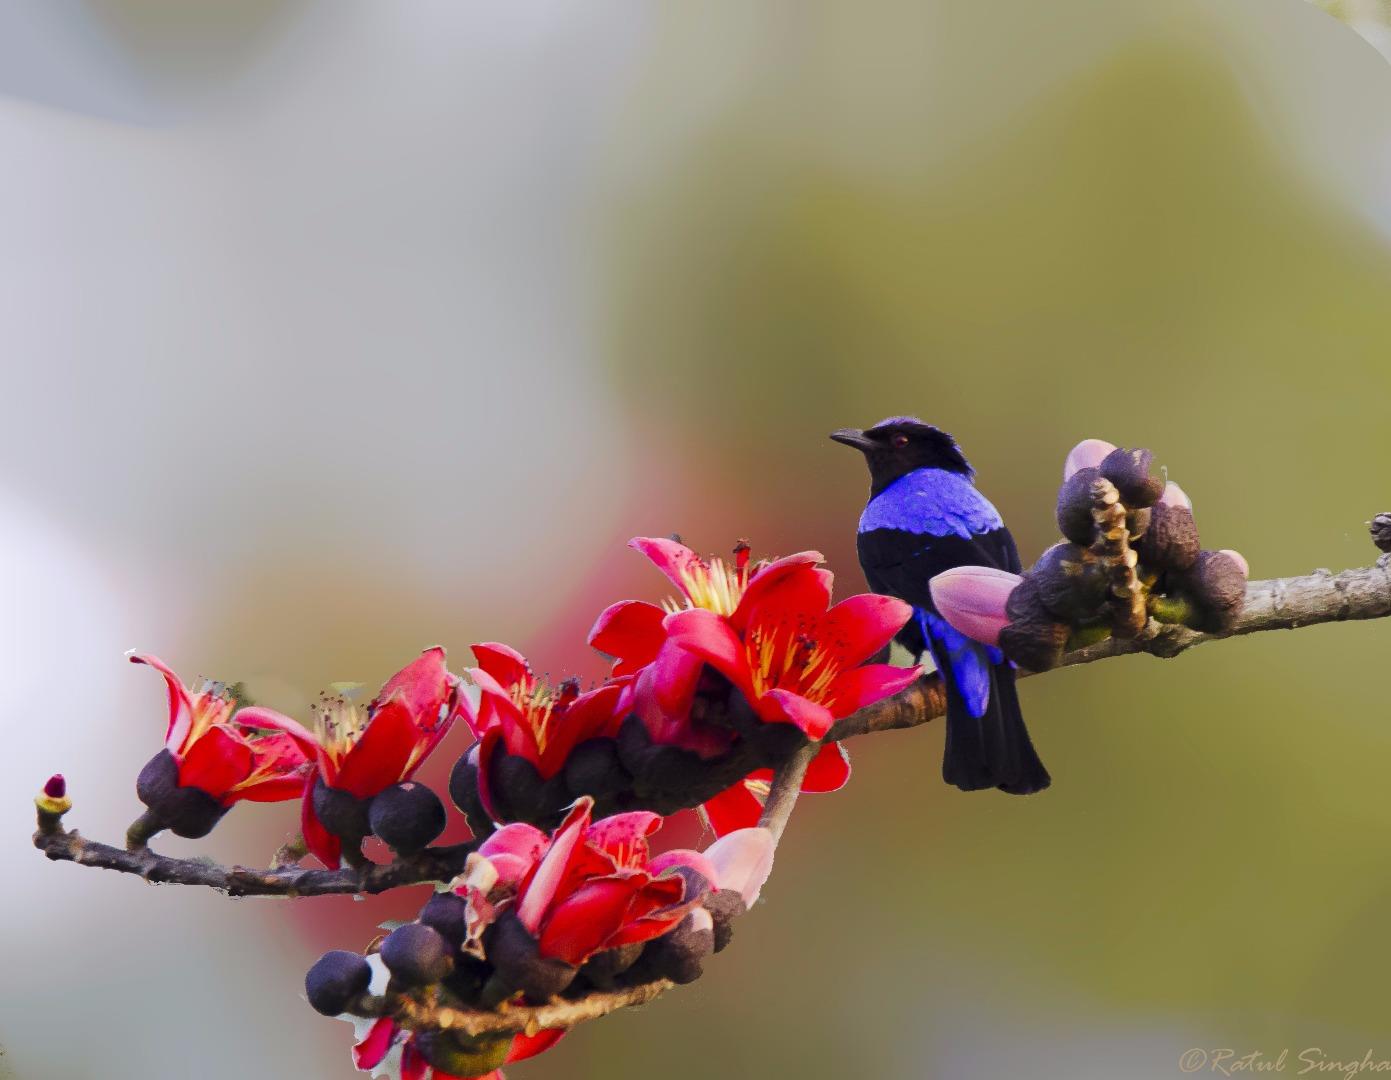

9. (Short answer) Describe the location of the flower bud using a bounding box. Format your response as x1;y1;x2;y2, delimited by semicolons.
637;909;715;986
1175;550;1247;632
312;776;373;841
1219;549;1249;579
305;950;371;1016
1063;438;1118;480
486;747;568;825
1160;481;1192;511
368;781;446;854
1372;513;1391;554
1134;501;1200;571
44;774;66;799
380;923;454;988
579;941;645;989
136;752;228;838
703;888;747;953
1056;467;1100;545
928;566;1021;646
483;909;578;1003
419;890;470;947
1028;543;1109;623
447;748;494;840
1098;447;1165;508
413;1031;513;1079
999;578;1070;671
704;826;776;907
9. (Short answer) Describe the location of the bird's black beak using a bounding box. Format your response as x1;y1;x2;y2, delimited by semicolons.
830;427;875;451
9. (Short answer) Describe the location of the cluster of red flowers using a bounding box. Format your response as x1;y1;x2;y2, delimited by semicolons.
128;536;918;1079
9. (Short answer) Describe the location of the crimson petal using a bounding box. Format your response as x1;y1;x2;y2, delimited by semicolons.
332;700;419;798
587;600;668;675
353;1018;398;1070
300;776;341;869
702;779;764;838
129;653;194;754
537;878;642;964
471;642;531;688
507;1028;566;1064
176;726;252;800
801;740;852;793
825;663;922;717
815;593;915;669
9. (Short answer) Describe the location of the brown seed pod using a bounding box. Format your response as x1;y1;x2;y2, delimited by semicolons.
1371;513;1391;554
1098;447;1165;508
1174;549;1247;632
1135;501;1200;572
1000;578;1070;671
1028;542;1109;623
1056;466;1100;545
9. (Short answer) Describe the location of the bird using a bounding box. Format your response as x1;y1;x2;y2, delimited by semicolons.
831;416;1050;794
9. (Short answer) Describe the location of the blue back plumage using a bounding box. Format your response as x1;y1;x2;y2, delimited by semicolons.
858;467;1002;537
919;610;1003;719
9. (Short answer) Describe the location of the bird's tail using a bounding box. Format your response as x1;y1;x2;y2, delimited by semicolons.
942;660;1049;795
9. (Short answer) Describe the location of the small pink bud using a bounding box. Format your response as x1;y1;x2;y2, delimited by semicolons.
1160;482;1192;511
928;566;1023;647
704;827;775;907
1219;549;1249;579
1063;438;1117;481
44;774;66;799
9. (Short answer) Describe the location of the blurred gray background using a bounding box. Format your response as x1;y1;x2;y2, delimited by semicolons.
5;2;1391;1078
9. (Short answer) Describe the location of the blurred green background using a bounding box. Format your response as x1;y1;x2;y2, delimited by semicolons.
5;2;1391;1078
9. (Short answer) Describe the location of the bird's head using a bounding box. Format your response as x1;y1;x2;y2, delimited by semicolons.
830;416;973;494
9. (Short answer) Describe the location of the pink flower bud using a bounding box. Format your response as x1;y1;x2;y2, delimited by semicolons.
928;566;1023;647
1160;481;1192;511
44;774;66;799
703;827;775;907
1219;549;1249;579
1063;438;1117;480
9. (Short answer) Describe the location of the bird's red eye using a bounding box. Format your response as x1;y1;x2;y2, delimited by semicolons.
892;434;910;448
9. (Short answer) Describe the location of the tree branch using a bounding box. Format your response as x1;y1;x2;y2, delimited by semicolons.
829;556;1391;741
757;740;818;843
352;978;676;1038
31;818;475;897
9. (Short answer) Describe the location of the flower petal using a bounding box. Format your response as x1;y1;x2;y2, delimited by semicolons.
399;1040;428;1080
301;776;341;869
128;652;194;754
516;797;593;935
815;592;914;669
825;663;922;716
757;690;834;740
507;1029;566;1064
648;847;719;889
1161;481;1193;511
375;646;451;720
801;741;851;793
470;642;531;689
176;726;252;800
479;821;549;885
701;779;765;838
584;810;662;863
333;700;419;798
1063;438;1118;480
661;609;752;696
536;878;642;964
628;536;704;599
232;706;319;757
928;566;1022;647
587;601;668;675
702;826;776;905
353;1017;398;1070
730;552;825;630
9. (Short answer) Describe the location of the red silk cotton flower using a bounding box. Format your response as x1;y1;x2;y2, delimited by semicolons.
301;647;461;868
130;653;317;806
457;796;702;972
589;538;920;834
459;643;626;822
